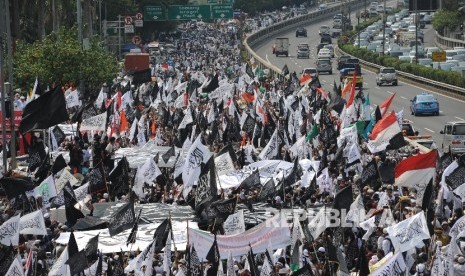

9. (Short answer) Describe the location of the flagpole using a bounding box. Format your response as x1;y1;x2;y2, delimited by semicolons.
169;211;178;256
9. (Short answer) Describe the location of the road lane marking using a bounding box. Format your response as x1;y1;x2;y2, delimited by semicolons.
375;87;380;90
265;54;271;64
400;96;407;100
456;116;465;121
424;128;435;133
387;91;394;94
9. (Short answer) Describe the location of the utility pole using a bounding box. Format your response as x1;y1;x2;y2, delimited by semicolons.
415;0;418;64
357;11;361;48
382;0;386;56
118;15;122;59
4;0;16;169
0;0;7;173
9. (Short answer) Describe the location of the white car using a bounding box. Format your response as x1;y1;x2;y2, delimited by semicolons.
318;48;332;59
323;44;335;57
319;25;330;36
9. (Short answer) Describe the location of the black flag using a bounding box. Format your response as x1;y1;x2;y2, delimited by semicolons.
195;157;218;213
52;154;67;175
68;231;79;258
52;125;66;146
246;63;255;79
85;166;107;194
153;218;171;253
27;140;47;172
188;245;202;276
64;186;85;227
446;165;465;190
162;146;176;163
85;234;99;259
127;209;142;246
282;64;289;76
208;197;237;221
259;178;276;201
66;250;88;275
240;169;261;192
108;201;135;236
0;177;35;199
19;86;69;134
360;160;379;187
108;157;130;198
247;246;259;276
206;235;220;276
0;245;15;275
333;186;353;212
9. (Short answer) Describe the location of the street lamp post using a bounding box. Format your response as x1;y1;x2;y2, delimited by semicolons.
356;11;361;48
364;0;367;22
415;0;419;64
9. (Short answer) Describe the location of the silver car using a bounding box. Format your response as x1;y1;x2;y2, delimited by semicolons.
297;43;310;59
316;58;332;74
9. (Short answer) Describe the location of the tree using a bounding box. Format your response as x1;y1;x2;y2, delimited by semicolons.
13;27;118;98
432;10;463;35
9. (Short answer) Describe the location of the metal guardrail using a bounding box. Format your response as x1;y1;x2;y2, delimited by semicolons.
435;31;465;49
243;1;465;97
243;0;366;78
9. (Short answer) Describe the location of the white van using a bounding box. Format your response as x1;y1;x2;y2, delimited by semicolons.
440;121;465;155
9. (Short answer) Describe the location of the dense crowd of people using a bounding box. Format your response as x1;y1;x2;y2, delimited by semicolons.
1;11;465;276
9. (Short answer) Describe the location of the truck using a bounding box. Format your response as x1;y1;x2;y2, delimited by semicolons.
124;53;150;73
275;37;289;57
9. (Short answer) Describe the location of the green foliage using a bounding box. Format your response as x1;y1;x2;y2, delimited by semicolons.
234;0;308;15
13;27;118;97
340;44;465;88
432;10;463;35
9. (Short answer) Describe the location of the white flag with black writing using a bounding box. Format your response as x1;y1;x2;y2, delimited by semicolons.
55;169;78;193
19;210;47;236
223;210;245;235
308;207;329;240
182;135;211;198
385;211;430;252
215;151;235;177
360;216;376;241
5;256;24;276
0;214;20;246
133;157;162;199
80;112;107;131
259;129;278;160
370;252;407;276
66;89;81;108
178;107;194;129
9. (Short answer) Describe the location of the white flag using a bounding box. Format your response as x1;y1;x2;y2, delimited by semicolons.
49;127;59;152
178;107;194;129
215;151;235;176
259;129;278;160
128;242;154;274
33;175;57;207
345;194;366;227
227;251;235;276
49;246;70;276
5;256;24;276
163;233;172;273
95;87;106;108
182;135;211;197
370;252;407;276
290;214;303;254
26;76;39;103
80;112;107;131
208;104;216;124
385;211;431;252
19;210;47;236
360;216;376;240
0;214;20;246
66;89;81;108
55;169;78;193
133;157;162;199
431;246;444;276
317;167;333;193
223;210;245;235
128;118;138;141
120;91;134;111
346;143;361;164
308;207;329;240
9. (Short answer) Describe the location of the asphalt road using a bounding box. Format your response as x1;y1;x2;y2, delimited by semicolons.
252;2;465;150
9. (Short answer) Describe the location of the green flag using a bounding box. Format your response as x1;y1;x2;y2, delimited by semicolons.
306;124;319;142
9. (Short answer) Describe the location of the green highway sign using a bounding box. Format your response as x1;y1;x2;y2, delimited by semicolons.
143;6;165;21
167;5;211;20
211;4;233;19
142;4;234;21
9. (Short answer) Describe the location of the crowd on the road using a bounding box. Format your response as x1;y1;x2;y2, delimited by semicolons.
2;8;465;276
